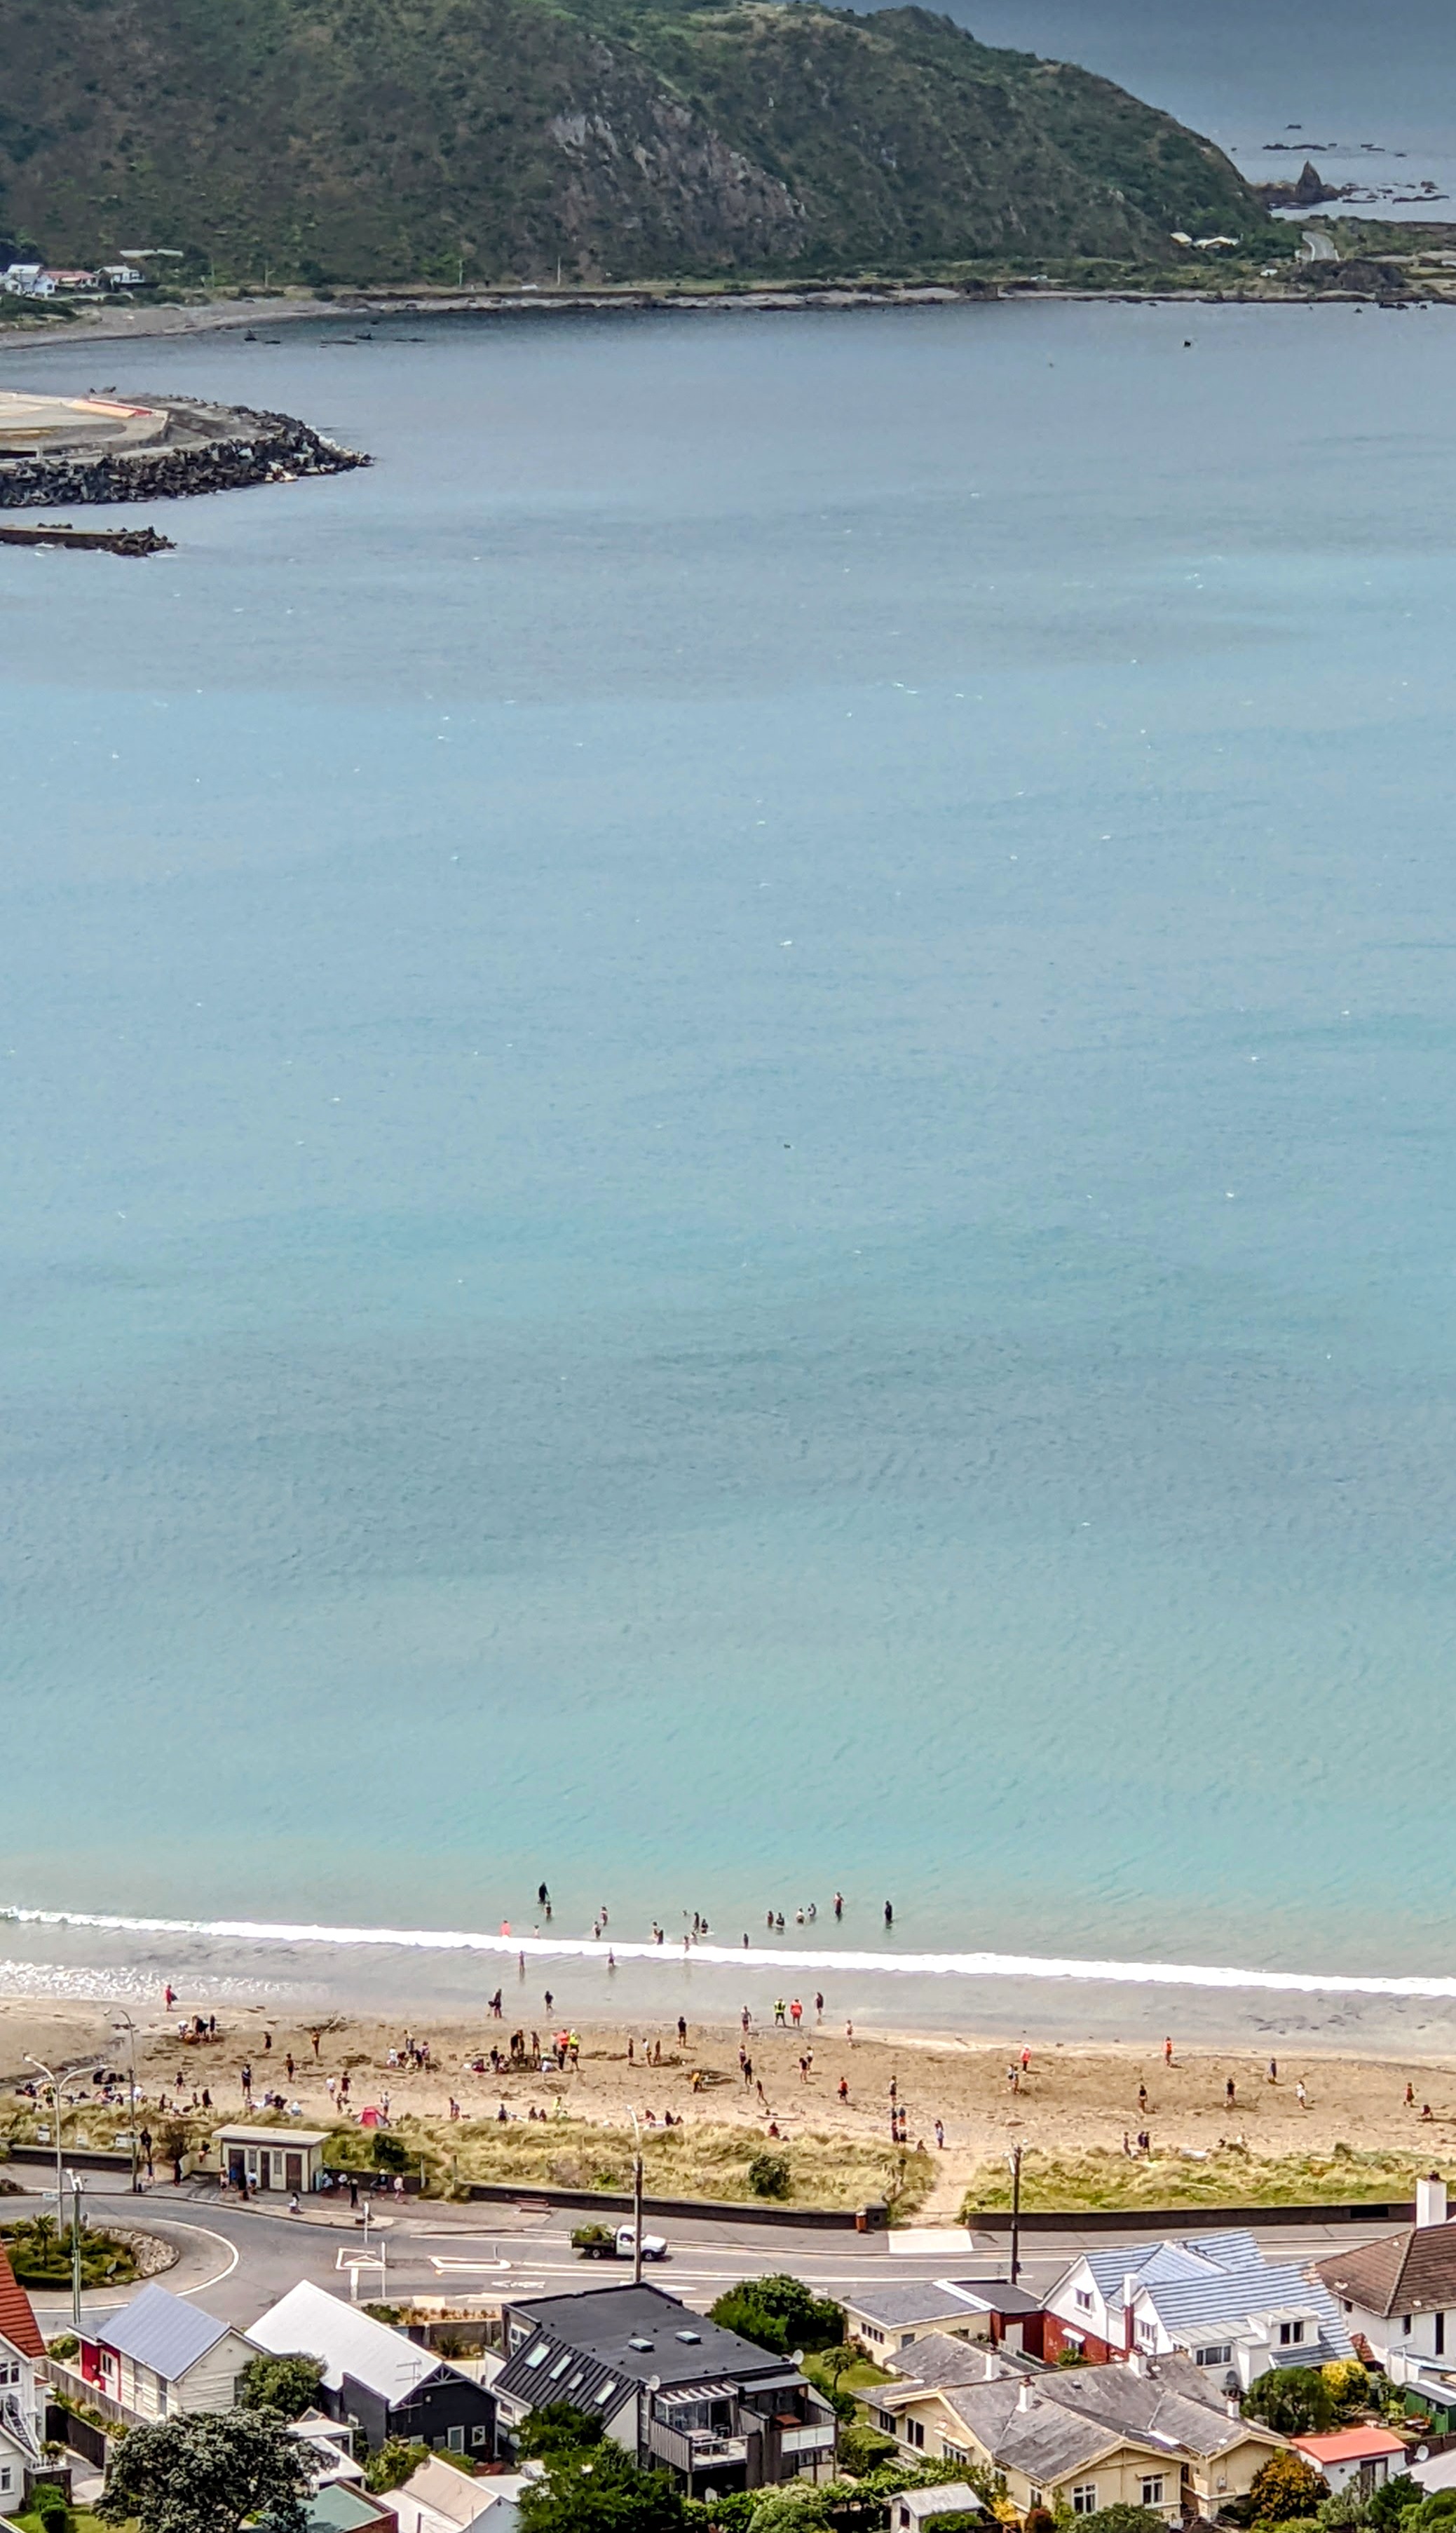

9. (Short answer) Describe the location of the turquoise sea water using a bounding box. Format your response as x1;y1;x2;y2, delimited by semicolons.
4;301;1456;2032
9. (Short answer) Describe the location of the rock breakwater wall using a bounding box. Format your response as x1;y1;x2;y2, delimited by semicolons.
0;405;368;509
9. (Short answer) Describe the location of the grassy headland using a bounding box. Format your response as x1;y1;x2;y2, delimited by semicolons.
0;0;1278;292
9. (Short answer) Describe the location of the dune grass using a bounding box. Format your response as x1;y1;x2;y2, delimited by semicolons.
960;2140;1427;2216
380;2114;931;2215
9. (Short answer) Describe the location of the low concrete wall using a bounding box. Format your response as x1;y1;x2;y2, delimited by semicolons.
4;2143;134;2175
462;2179;866;2229
964;2198;1417;2232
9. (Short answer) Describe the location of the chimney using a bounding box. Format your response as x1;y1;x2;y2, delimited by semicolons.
1127;2347;1143;2379
1017;2379;1034;2411
1226;2394;1241;2421
985;2352;998;2381
1124;2276;1140;2354
1417;2174;1448;2230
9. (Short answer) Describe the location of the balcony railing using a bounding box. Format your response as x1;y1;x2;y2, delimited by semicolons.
780;2423;836;2454
646;2420;749;2476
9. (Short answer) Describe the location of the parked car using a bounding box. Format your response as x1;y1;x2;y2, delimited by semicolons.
571;2221;667;2260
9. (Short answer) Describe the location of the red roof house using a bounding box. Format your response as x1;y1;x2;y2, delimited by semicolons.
0;2246;43;2361
1289;2427;1408;2497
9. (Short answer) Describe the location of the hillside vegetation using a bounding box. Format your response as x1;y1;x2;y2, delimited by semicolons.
0;0;1266;285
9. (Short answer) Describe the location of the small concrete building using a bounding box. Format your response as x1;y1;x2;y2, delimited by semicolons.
891;2491;987;2533
212;2126;332;2194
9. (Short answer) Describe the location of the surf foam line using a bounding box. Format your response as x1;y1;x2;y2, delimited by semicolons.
6;1906;1456;2001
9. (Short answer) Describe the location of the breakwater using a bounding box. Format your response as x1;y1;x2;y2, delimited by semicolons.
0;397;368;508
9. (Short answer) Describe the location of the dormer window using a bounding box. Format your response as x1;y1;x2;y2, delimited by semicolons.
1278;2321;1305;2347
1075;2291;1094;2314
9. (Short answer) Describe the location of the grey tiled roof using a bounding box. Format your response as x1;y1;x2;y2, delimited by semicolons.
882;2336;1035;2393
845;2279;1045;2330
935;2354;1273;2480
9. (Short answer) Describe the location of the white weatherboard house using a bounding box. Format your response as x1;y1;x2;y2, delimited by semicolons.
1045;2230;1352;2388
1316;2176;1456;2388
0;2247;46;2519
79;2284;257;2423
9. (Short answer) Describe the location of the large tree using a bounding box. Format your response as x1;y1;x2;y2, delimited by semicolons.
519;2439;684;2533
97;2410;314;2533
708;2275;843;2358
1246;2451;1329;2525
237;2354;327;2423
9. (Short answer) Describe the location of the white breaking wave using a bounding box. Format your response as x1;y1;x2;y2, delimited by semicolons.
4;1904;1456;2000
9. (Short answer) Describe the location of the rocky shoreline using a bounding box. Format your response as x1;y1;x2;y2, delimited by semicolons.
0;401;368;510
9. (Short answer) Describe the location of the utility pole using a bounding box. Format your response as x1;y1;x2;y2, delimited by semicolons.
114;2014;140;2194
629;2107;644;2286
70;2174;85;2335
24;2056;64;2257
1007;2142;1023;2286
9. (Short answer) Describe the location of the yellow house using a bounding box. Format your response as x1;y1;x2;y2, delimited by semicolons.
866;2351;1288;2522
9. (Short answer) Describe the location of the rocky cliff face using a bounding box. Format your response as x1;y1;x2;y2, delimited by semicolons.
0;0;1265;285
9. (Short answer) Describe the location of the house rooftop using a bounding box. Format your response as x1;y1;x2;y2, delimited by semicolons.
1317;2218;1456;2321
1079;2231;1349;2356
1290;2429;1408;2464
0;2246;44;2361
249;2281;445;2405
843;2278;1043;2329
96;2283;233;2379
935;2353;1275;2483
883;2335;1037;2393
497;2283;796;2413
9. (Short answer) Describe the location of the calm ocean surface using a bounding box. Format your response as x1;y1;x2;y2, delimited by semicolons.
5;301;1456;2039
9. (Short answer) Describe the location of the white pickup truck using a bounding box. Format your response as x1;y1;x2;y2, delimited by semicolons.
571;2220;668;2261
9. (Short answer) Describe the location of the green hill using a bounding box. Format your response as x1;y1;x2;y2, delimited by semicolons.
0;0;1267;287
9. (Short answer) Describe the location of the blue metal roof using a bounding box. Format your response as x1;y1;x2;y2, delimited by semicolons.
1082;2232;1351;2356
98;2284;232;2380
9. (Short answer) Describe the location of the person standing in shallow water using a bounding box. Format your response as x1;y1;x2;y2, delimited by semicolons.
883;1900;893;1927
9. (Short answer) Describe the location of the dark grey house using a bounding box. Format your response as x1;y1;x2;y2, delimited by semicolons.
494;2281;836;2500
247;2283;496;2460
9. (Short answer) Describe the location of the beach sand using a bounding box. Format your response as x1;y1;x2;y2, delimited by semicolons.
5;1988;1456;2222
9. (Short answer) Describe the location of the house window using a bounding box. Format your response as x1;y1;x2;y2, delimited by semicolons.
1195;2345;1233;2369
471;2427;489;2448
0;2467;11;2496
1140;2478;1165;2509
1075;2291;1094;2315
1138;2321;1157;2348
906;2419;925;2450
523;2344;550;2370
1403;2318;1413;2339
900;2335;916;2350
447;2428;465;2453
1438;2315;1446;2358
1072;2486;1098;2515
942;2444;969;2466
1278;2321;1305;2347
1028;2490;1044;2510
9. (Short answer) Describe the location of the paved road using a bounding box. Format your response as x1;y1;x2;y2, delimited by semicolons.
11;2182;1403;2336
1302;226;1340;262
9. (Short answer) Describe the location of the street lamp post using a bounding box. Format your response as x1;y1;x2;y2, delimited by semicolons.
114;2013;141;2194
627;2107;644;2286
24;2054;64;2255
1007;2142;1023;2286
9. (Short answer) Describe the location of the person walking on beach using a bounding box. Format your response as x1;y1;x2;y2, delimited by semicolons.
1138;2083;1148;2116
1164;2035;1173;2066
934;2118;944;2150
774;1997;787;2025
838;2075;849;2103
790;1999;803;2029
678;2016;688;2046
1296;2078;1307;2109
815;1992;824;2020
742;2006;751;2033
1225;2076;1237;2107
1020;2045;1030;2074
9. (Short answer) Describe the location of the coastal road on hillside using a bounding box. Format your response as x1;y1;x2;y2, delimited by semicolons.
9;2184;1405;2335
